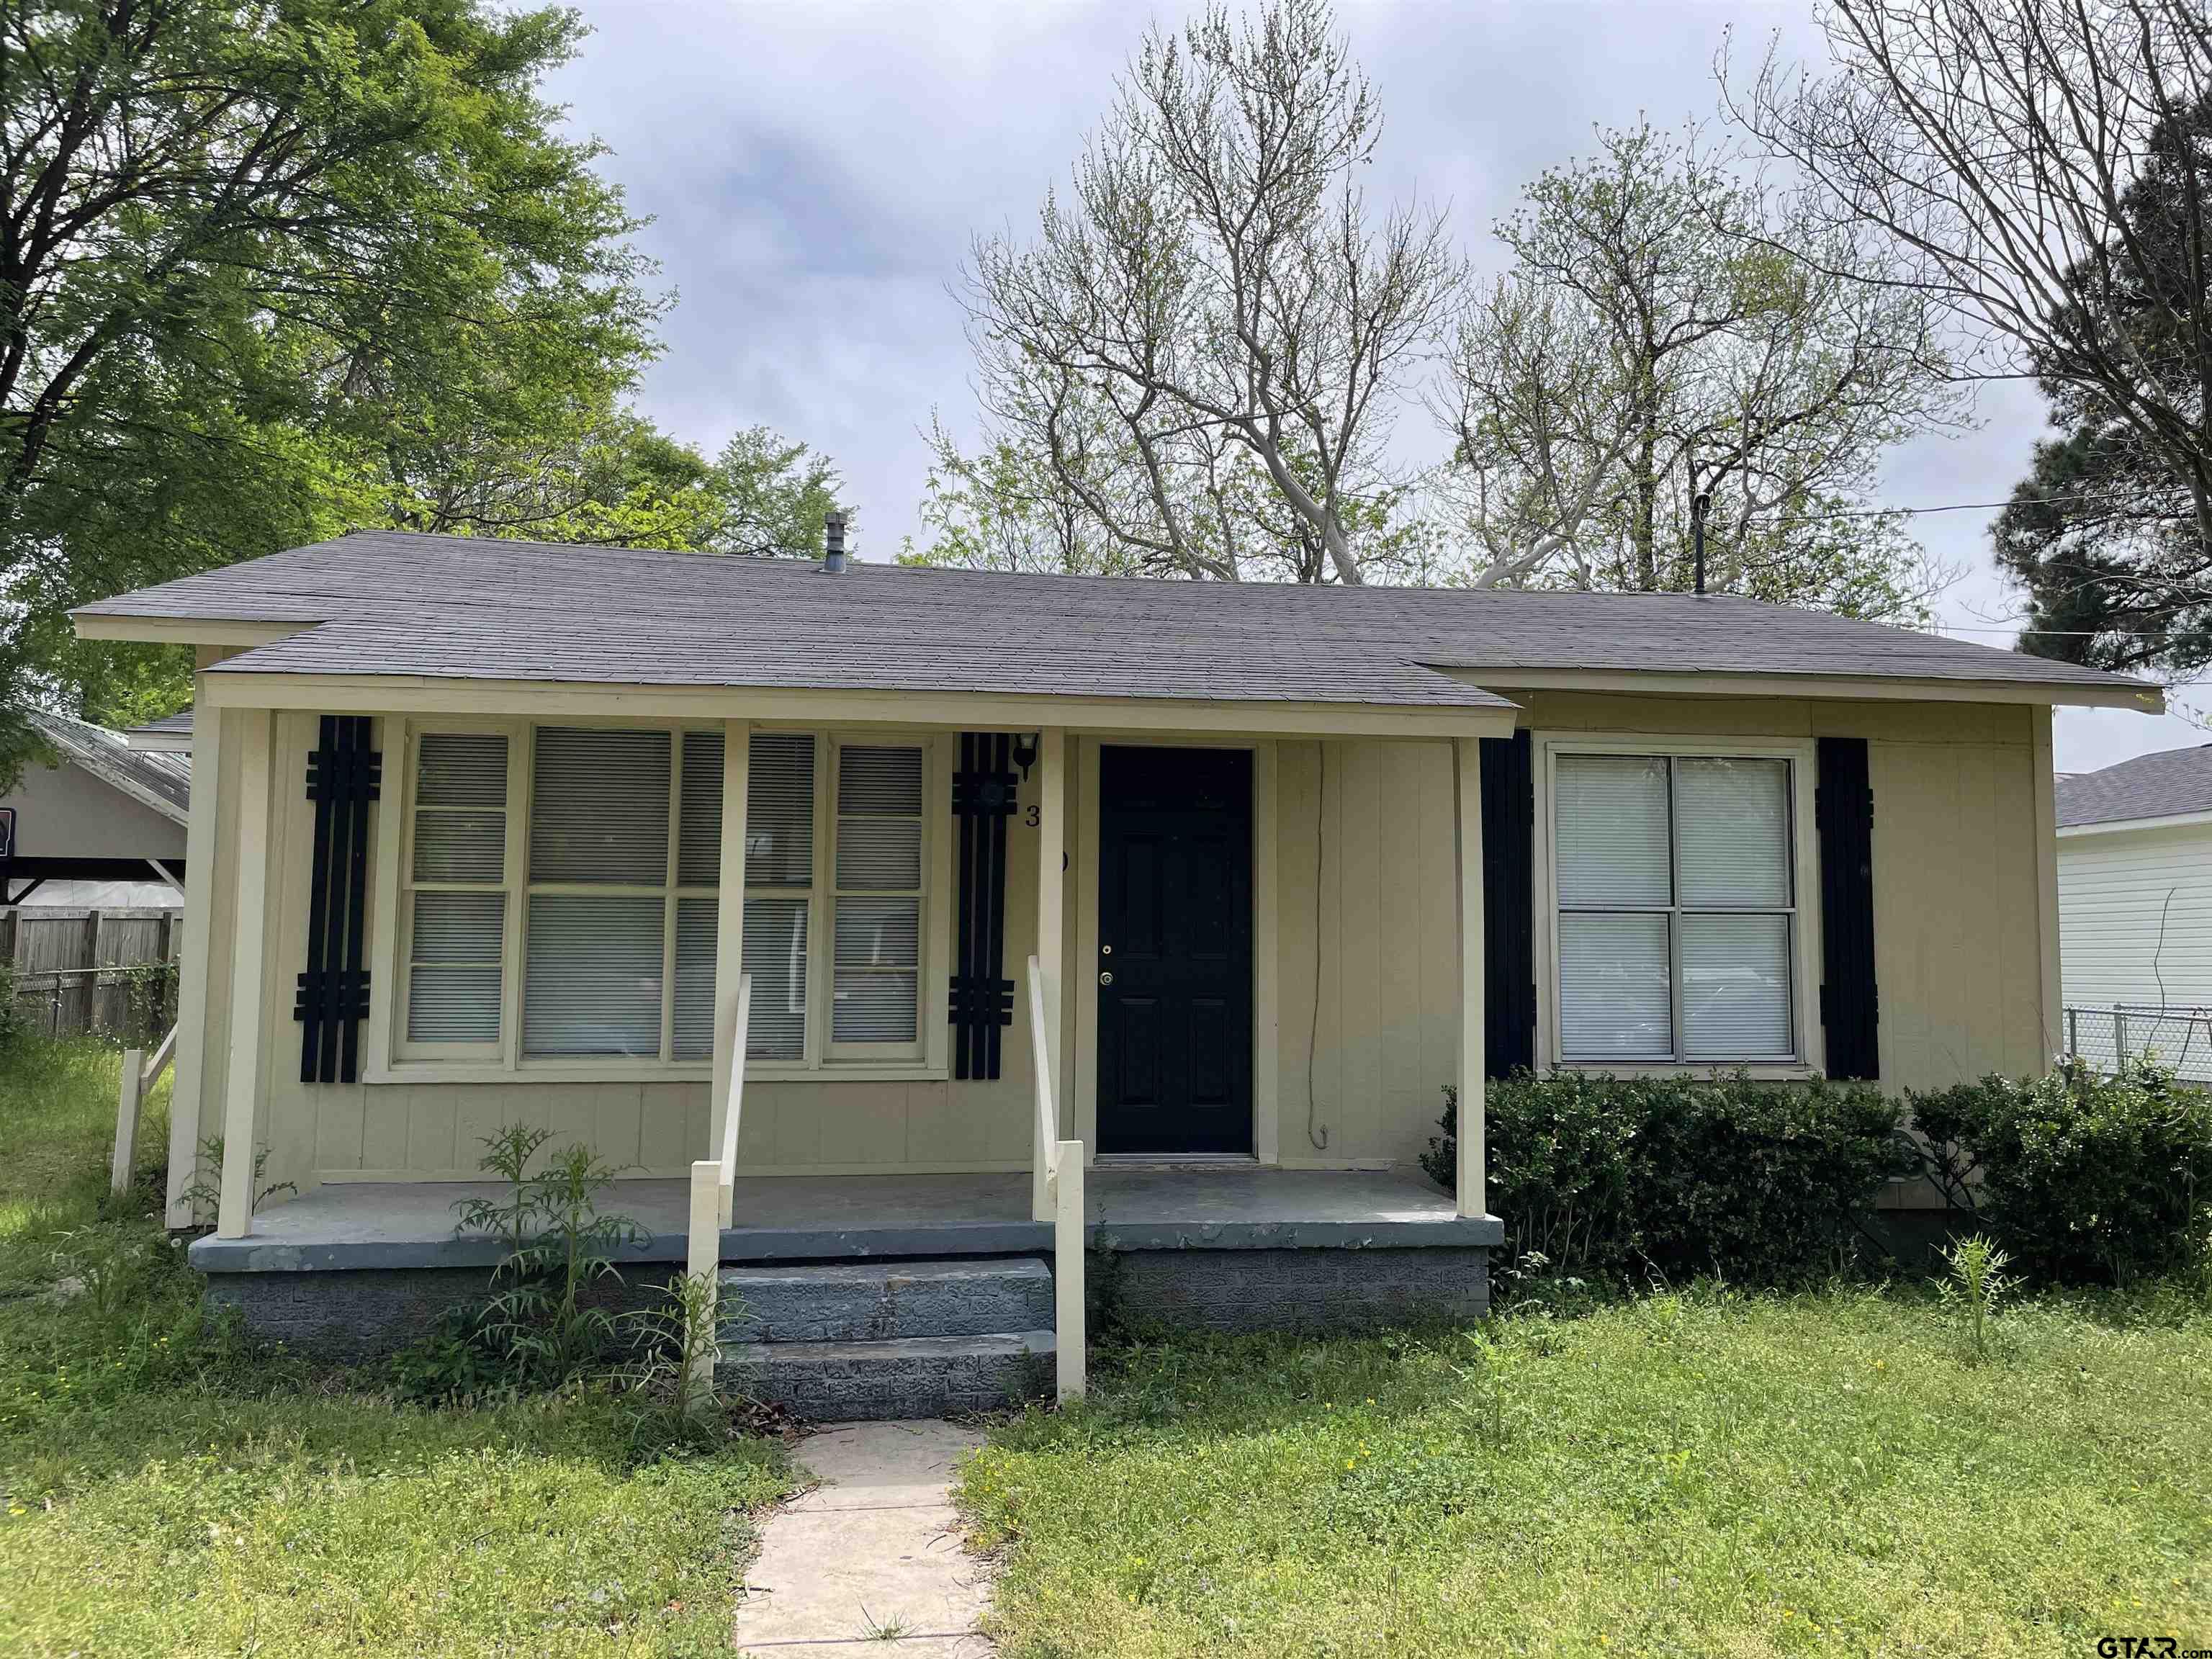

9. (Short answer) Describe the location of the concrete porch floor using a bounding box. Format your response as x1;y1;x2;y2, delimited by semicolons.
189;1166;1502;1274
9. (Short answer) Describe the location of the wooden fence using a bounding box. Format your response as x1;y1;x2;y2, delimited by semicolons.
1;908;181;1043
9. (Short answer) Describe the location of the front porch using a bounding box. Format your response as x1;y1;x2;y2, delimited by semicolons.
190;1165;1499;1272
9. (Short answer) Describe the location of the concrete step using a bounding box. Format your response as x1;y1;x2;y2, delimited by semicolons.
719;1256;1053;1345
718;1330;1056;1422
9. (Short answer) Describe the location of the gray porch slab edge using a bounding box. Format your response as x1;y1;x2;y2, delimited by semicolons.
186;1169;1503;1274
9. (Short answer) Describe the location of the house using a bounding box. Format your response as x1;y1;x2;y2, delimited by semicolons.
1;710;189;910
71;528;2154;1416
2056;744;2212;1078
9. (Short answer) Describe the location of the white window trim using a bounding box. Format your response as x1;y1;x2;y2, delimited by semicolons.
1531;730;1826;1079
368;716;953;1085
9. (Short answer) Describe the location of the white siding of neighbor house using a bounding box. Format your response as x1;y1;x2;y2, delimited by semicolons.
2057;820;2212;1008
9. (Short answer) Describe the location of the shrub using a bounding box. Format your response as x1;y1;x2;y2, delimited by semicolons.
1908;1057;2212;1285
1425;1070;1909;1287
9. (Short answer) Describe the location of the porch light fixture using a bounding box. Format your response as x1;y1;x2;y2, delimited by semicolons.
1011;732;1039;780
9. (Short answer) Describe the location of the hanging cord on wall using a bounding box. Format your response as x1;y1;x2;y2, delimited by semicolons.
1307;742;1330;1151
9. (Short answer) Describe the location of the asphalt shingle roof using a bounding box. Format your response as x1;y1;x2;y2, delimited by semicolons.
2056;745;2212;828
73;529;2152;709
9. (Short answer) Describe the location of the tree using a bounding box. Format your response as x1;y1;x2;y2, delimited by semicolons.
0;0;667;782
947;0;1457;584
698;426;843;559
1437;122;1960;621
1731;0;2212;561
1992;93;2212;675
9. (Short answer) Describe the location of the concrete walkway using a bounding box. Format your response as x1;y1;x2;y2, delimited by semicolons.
735;1420;996;1655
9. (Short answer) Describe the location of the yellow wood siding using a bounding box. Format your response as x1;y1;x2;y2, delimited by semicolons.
182;694;2057;1200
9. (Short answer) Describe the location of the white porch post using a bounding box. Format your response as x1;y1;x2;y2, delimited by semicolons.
1033;727;1066;1225
216;711;274;1239
1452;736;1488;1219
163;678;223;1226
710;721;751;1200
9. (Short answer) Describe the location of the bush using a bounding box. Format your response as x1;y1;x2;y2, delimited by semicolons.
1424;1070;1909;1287
1908;1056;2212;1285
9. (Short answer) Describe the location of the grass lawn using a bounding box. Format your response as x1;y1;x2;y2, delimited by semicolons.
0;1035;791;1658
963;1287;2212;1657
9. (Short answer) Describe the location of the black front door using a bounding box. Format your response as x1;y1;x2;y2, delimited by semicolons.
1096;745;1253;1155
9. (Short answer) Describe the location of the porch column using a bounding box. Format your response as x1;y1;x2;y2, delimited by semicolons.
709;722;751;1171
1452;736;1488;1219
1033;727;1066;1224
216;711;274;1240
163;674;223;1226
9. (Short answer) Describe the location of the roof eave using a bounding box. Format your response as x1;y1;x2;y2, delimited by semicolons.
195;665;1522;739
2057;807;2212;837
72;611;313;647
1432;665;2162;712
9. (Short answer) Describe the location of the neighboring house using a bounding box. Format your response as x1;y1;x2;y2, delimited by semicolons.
2055;746;2212;1076
1;711;190;910
71;529;2155;1415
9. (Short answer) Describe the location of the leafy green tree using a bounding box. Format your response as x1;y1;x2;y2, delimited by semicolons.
0;0;669;783
1993;95;2212;675
698;425;843;559
1439;122;1961;621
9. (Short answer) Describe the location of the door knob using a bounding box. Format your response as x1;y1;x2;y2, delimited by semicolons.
1098;971;1114;986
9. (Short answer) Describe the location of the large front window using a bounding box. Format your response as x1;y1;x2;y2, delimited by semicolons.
395;724;932;1069
1551;749;1799;1064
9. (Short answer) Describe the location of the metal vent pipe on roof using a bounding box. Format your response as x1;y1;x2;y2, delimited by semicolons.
822;509;849;574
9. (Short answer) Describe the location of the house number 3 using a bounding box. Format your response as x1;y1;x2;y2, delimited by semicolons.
1025;804;1041;827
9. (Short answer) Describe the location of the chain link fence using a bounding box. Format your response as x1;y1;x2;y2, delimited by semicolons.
2064;1004;2212;1083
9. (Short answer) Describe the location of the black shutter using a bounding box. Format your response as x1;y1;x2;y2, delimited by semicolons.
949;733;1017;1079
295;716;380;1084
1479;730;1535;1079
1815;735;1879;1080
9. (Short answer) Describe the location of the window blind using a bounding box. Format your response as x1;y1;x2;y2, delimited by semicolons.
1681;914;1792;1059
671;896;716;1061
677;729;724;887
833;745;923;1045
407;891;505;1043
1556;755;1671;907
747;734;816;887
522;894;665;1056
1676;758;1790;908
405;733;509;1046
1558;912;1671;1059
742;896;808;1060
529;728;671;885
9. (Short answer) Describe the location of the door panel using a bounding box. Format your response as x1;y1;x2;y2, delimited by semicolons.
1097;746;1254;1154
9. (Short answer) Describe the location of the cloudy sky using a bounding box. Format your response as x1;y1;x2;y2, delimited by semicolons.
547;0;2200;773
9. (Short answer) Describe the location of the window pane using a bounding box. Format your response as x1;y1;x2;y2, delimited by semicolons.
408;966;503;1044
417;734;508;807
1558;912;1671;1060
1681;914;1793;1060
677;730;724;888
523;894;665;1056
835;896;920;968
413;811;505;883
834;970;919;1044
672;896;716;1061
742;897;808;1061
410;891;504;963
838;745;923;814
837;819;921;890
1677;758;1791;909
1556;755;1671;908
833;896;919;1045
407;891;503;1044
746;734;816;888
529;727;671;885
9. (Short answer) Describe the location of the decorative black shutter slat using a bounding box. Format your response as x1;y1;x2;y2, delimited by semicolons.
295;716;380;1084
950;732;1017;1079
1479;730;1536;1079
1815;735;1879;1080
